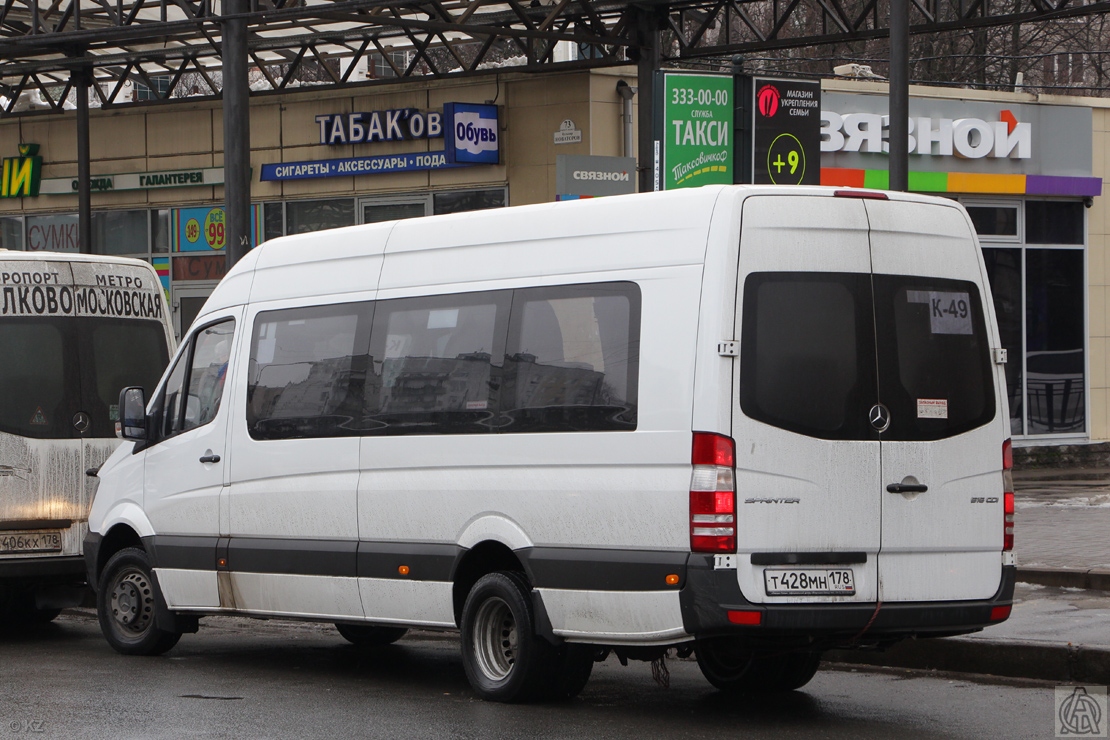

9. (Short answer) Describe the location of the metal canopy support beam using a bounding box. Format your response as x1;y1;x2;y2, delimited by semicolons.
224;0;251;269
889;0;909;191
75;65;92;254
635;6;660;194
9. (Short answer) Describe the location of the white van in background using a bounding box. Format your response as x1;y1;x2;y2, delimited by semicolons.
85;185;1015;701
0;252;173;623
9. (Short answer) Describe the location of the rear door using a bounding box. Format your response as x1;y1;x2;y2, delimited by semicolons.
733;195;880;604
866;198;1004;602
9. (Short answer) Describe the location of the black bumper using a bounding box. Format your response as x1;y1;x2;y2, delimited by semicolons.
680;555;1016;645
0;554;87;583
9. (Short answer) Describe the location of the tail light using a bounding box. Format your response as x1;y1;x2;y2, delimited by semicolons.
1002;439;1014;551
690;433;736;553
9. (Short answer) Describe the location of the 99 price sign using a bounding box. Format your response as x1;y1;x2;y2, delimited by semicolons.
751;77;821;186
178;206;231;252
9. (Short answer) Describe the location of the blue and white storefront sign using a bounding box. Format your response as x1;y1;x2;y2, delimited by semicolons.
260;152;467;182
443;103;500;165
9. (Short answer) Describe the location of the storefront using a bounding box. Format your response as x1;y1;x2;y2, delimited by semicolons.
820;81;1107;444
0;68;635;334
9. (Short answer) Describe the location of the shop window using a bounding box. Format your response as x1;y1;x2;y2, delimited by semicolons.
151;209;171;253
26;214;79;253
0;216;23;250
965;205;1018;240
1025;249;1085;434
286;199;355;234
1025;201;1084;245
92;210;149;256
433;189;507;215
981;248;1024;436
263;202;284;242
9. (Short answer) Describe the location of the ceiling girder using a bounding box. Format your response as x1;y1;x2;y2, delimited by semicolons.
0;0;1107;112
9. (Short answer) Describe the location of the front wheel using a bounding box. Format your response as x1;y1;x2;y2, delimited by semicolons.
460;571;554;702
97;547;181;656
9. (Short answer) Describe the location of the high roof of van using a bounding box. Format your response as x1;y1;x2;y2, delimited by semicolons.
0;251;160;269
200;185;971;319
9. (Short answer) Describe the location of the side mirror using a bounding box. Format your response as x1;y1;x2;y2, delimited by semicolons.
118;387;148;441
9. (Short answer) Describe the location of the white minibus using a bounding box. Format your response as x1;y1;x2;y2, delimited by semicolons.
86;185;1015;701
0;252;173;623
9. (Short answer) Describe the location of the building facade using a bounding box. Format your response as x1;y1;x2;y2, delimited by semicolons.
1;70;1107;446
0;68;635;335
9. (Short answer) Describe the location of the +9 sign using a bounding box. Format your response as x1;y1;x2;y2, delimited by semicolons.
752;78;822;186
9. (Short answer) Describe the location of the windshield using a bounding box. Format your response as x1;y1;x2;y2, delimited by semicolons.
0;317;169;439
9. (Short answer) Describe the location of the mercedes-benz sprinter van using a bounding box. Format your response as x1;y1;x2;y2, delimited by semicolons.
85;185;1014;701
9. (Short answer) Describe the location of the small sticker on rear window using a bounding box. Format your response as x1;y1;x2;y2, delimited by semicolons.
917;398;948;419
907;290;973;335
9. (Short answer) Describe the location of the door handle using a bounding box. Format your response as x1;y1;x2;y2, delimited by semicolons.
887;482;928;494
199;453;221;464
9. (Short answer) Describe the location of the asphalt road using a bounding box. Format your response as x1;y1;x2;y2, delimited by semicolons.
0;610;1072;739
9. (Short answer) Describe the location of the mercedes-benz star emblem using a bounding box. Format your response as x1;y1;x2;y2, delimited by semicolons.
869;403;890;433
72;411;90;433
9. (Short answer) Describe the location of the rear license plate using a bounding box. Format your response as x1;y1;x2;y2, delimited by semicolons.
764;568;855;596
0;531;62;554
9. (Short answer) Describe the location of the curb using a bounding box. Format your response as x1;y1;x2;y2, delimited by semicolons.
1017;567;1110;591
826;637;1110;684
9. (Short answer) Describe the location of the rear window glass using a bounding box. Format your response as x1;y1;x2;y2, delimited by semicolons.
739;273;875;440
874;277;995;440
740;272;995;441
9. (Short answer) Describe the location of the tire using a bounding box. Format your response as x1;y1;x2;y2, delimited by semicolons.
546;644;595;700
335;624;408;646
773;650;822;691
696;638;820;693
460;571;555;703
97;547;181;656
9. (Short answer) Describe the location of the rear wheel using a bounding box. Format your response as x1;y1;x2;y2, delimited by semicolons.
696;638;821;693
460;571;554;702
335;624;408;646
97;547;181;656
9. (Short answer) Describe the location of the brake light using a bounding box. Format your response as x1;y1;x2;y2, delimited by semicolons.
691;432;736;553
1002;439;1014;552
834;189;889;200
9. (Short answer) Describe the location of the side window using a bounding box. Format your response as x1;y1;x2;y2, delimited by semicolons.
183;321;235;431
246;302;372;440
160;352;188;439
367;291;509;435
739;272;875;440
158;319;235;439
502;282;640;432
